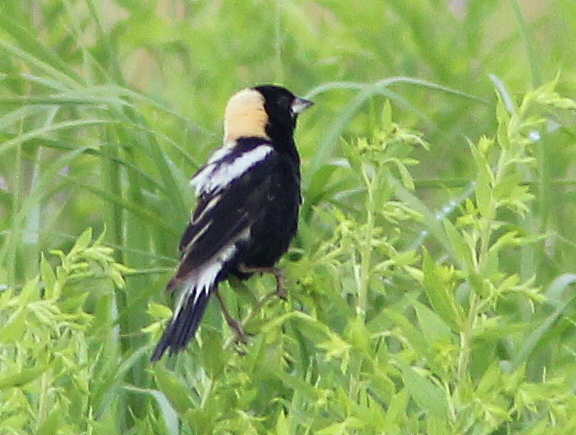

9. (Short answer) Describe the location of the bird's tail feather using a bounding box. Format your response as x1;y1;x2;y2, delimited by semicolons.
150;283;213;362
151;245;236;361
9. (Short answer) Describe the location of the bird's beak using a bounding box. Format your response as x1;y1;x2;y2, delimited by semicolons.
291;97;314;115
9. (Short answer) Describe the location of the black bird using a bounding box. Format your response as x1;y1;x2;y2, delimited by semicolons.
151;85;313;361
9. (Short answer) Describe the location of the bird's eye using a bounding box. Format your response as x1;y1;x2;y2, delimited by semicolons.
277;95;291;111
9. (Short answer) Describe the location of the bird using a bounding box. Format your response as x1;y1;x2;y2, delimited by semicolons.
151;85;313;361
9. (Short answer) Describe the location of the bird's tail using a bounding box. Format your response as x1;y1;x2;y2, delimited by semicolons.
150;272;219;361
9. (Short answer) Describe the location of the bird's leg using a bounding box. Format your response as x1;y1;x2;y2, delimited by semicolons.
238;264;287;300
213;289;248;344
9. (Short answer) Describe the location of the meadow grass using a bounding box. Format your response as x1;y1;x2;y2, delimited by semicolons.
1;1;576;434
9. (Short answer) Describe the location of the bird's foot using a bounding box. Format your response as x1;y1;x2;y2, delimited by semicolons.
214;289;249;346
226;316;249;345
274;271;287;300
238;264;287;301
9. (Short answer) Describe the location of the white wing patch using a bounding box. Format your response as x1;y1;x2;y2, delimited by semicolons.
206;145;234;164
191;145;273;196
190;195;220;225
173;243;237;317
172;227;251;318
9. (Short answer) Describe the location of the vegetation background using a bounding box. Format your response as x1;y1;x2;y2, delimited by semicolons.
2;0;576;434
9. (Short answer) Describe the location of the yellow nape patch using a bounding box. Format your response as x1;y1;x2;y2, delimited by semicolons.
224;88;269;143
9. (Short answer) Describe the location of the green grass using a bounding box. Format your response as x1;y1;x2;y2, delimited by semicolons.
2;0;576;434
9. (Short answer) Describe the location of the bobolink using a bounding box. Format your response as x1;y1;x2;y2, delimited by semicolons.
151;85;313;361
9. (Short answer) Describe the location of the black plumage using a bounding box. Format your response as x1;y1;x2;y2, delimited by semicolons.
151;85;313;361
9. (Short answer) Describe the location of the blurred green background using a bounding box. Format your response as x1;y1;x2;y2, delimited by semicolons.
2;0;576;434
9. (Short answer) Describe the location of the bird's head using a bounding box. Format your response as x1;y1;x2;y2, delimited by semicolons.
224;85;313;145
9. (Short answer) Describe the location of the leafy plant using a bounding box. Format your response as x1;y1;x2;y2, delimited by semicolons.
2;1;576;434
0;229;135;434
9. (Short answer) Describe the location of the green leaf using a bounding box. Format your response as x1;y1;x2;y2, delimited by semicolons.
413;301;454;345
381;100;393;133
201;328;225;378
0;366;46;389
153;366;195;414
40;255;57;298
36;409;60;435
148;302;172;320
71;227;93;254
397;361;449;420
442;219;473;272
422;250;464;331
381;389;409;431
275;410;290;435
470;139;494;218
495;98;513;149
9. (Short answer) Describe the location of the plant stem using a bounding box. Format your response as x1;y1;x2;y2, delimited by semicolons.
357;165;376;320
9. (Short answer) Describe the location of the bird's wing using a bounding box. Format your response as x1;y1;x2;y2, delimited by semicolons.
169;143;283;286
